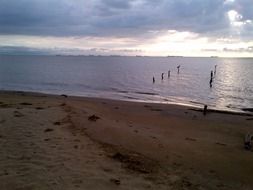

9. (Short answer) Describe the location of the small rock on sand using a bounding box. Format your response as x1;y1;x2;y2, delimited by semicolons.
88;115;100;122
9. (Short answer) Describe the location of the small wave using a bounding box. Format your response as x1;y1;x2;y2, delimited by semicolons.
110;87;129;94
123;96;139;100
134;91;159;96
190;100;204;105
118;90;129;93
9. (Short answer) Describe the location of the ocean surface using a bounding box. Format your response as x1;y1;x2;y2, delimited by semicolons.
0;55;253;112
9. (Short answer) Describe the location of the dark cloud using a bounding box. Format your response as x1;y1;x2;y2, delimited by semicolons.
0;0;252;39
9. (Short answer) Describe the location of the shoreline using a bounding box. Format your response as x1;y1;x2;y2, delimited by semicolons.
1;89;252;116
1;90;253;189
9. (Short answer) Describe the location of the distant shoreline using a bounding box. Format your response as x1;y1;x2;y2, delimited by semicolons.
1;54;253;59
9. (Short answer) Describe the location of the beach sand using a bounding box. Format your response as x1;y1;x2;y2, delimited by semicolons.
0;91;253;190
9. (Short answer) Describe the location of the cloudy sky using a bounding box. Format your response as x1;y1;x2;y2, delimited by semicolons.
0;0;253;57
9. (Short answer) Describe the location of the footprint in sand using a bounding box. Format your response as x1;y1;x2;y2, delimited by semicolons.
0;104;11;108
110;178;121;185
209;170;216;174
215;142;227;146
53;121;61;125
185;137;197;142
60;103;66;107
150;108;163;112
35;107;44;110
72;179;83;185
13;111;24;117
0;119;6;124
173;162;183;167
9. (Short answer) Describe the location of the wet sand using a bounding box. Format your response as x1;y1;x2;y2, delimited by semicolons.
0;91;253;190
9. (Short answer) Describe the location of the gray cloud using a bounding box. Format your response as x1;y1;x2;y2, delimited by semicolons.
0;46;51;55
0;0;252;39
202;46;253;53
223;47;253;53
0;45;143;56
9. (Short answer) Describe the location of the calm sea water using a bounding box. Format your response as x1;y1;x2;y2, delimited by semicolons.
0;55;253;112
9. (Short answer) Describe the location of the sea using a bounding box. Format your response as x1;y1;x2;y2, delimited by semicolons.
0;55;252;113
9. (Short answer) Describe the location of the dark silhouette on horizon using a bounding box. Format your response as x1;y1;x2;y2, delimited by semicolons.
177;65;180;74
209;78;213;87
210;70;214;87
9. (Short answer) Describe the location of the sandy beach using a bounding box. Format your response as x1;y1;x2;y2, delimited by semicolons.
0;90;253;190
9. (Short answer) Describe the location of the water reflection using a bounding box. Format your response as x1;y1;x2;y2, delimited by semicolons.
214;58;253;110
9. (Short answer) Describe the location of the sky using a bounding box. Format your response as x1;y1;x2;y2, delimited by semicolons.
0;0;253;57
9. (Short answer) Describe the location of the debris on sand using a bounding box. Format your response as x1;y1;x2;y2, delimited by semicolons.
88;115;100;122
44;128;54;132
20;102;33;105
